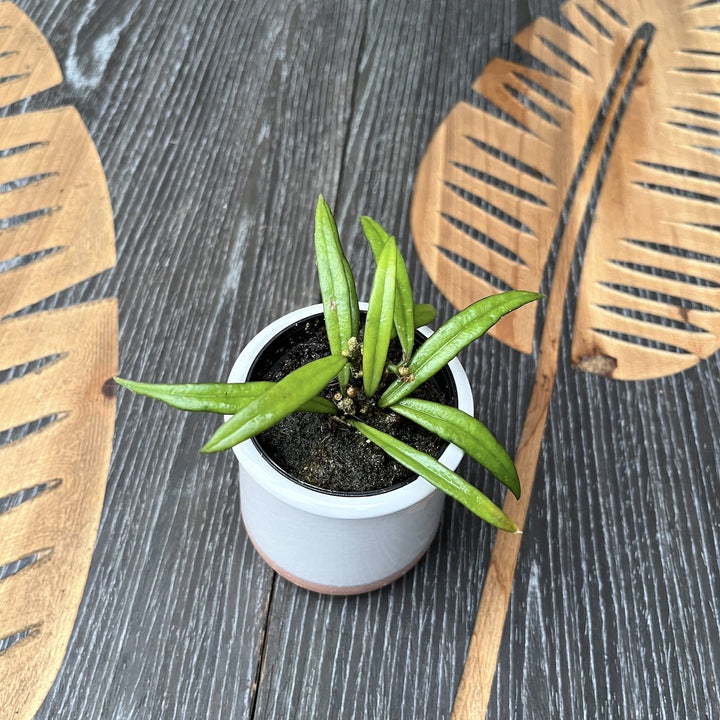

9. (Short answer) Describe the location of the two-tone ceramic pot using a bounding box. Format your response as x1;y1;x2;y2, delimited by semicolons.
228;303;472;595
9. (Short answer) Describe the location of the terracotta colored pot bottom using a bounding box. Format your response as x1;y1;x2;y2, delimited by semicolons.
245;524;438;595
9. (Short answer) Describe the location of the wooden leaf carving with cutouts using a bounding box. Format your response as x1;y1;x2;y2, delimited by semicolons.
0;4;117;720
411;2;720;718
412;0;720;380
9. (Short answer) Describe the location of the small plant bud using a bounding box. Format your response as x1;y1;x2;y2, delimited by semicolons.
401;373;415;383
347;336;358;352
398;366;411;377
333;392;343;402
339;397;355;414
346;385;357;398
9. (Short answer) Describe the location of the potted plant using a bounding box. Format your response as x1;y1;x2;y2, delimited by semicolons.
116;196;539;594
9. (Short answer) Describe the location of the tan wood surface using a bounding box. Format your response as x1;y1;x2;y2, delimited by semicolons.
0;5;116;719
410;0;720;717
0;1;61;108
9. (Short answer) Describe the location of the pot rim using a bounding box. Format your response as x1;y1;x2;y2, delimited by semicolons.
228;303;473;519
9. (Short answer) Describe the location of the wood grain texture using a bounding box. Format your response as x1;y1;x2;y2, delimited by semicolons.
489;4;720;717
0;106;116;317
0;300;117;720
408;1;720;717
7;1;366;718
411;0;720;378
2;1;717;719
0;1;61;107
0;6;117;717
454;23;650;718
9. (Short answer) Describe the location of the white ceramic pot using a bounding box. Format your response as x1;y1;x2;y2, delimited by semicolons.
228;303;473;595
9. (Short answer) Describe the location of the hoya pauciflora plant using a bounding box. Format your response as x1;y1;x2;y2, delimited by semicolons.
116;196;540;532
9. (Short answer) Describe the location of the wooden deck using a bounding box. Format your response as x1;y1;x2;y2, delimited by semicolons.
3;0;719;717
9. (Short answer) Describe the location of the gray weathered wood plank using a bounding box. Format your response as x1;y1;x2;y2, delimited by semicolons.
252;1;533;718
2;0;718;718
6;0;362;717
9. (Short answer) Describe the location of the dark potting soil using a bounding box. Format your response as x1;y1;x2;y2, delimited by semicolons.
250;315;452;494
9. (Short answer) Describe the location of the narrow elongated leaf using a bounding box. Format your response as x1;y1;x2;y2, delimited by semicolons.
201;354;347;453
379;291;541;407
360;215;390;260
360;216;415;357
413;303;437;329
114;377;336;414
413;303;436;328
389;304;438;341
348;420;517;532
315;195;359;387
393;248;416;359
363;239;397;396
392;398;520;498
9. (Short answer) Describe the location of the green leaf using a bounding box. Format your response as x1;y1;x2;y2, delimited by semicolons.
391;398;520;498
315;195;360;387
360;216;415;358
362;238;397;397
379;290;541;407
360;215;390;261
412;303;437;328
392;246;416;359
200;354;347;453
347;419;517;532
114;377;336;414
389;304;438;340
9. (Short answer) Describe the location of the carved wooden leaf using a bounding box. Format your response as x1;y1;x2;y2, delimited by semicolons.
0;5;117;720
0;1;62;108
413;2;720;716
412;0;720;379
